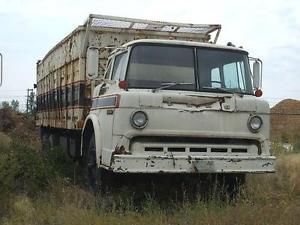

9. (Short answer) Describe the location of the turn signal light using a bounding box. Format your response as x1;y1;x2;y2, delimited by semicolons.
255;89;263;97
119;80;128;90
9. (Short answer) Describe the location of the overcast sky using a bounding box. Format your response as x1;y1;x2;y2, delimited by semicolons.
0;0;299;108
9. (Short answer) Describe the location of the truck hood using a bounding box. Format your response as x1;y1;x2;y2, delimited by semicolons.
122;90;270;114
113;90;271;146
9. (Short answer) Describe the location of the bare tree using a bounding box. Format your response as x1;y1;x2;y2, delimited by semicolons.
11;100;19;112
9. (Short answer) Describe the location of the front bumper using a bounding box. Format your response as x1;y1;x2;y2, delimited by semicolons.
111;155;276;173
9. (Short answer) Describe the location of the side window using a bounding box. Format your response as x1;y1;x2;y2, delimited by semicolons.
104;60;112;79
211;68;221;88
237;61;246;89
223;63;239;88
112;52;127;81
223;62;246;89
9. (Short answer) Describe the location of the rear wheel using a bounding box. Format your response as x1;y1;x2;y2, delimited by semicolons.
41;128;50;152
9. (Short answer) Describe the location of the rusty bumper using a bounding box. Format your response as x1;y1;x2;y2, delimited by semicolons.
111;155;276;173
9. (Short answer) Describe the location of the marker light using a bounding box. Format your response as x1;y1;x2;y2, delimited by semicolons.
119;80;128;90
255;89;263;97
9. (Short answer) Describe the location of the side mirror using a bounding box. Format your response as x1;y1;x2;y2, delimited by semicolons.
0;53;3;87
86;47;99;79
252;60;262;89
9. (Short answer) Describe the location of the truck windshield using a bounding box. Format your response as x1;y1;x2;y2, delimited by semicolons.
126;45;196;91
197;48;253;95
126;44;253;94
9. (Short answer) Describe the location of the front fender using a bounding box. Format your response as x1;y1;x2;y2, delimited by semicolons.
81;114;102;166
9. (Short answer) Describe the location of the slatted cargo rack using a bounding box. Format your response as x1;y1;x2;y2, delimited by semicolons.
84;14;221;44
36;14;221;130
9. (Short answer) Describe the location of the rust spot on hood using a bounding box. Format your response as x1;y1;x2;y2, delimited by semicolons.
162;95;223;107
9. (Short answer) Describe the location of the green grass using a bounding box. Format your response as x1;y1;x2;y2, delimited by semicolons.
1;140;300;225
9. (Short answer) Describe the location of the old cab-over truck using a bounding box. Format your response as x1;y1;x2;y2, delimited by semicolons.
36;14;275;191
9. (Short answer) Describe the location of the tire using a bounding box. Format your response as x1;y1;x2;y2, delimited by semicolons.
221;173;246;199
84;133;98;192
41;129;50;152
41;128;60;152
84;133;113;193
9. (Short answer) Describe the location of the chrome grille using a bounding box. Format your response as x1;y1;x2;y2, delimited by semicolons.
130;136;260;155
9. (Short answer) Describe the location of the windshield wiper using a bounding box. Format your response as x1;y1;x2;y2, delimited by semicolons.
201;86;236;94
152;82;193;93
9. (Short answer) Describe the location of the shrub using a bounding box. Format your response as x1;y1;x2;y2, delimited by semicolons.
0;140;77;199
293;138;300;153
0;108;15;132
0;140;52;197
271;142;286;156
0;132;11;148
42;146;75;180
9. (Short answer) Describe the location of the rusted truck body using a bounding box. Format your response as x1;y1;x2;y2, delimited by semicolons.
36;15;220;156
36;14;275;189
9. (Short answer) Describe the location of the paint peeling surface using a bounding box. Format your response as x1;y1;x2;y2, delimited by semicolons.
36;14;220;130
111;155;276;173
88;14;221;36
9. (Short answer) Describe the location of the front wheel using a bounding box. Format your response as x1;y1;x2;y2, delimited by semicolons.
84;133;112;193
83;133;98;192
219;173;246;199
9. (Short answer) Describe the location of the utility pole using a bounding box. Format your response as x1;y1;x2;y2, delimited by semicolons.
26;88;33;114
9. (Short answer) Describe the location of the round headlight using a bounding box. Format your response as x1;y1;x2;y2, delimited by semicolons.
248;115;263;133
131;111;148;129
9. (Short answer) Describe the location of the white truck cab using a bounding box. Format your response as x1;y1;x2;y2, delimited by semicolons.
83;38;275;178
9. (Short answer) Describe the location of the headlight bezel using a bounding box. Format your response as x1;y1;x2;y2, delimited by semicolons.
248;115;263;133
130;111;148;129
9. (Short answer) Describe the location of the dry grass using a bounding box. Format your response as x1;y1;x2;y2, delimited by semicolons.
1;153;300;225
1;107;299;224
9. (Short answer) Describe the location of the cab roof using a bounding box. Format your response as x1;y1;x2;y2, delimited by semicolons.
122;39;248;54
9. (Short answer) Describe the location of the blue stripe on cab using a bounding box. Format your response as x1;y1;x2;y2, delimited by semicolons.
92;96;117;109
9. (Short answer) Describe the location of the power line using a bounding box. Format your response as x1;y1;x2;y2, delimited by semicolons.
0;90;28;92
0;95;26;98
270;113;300;116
